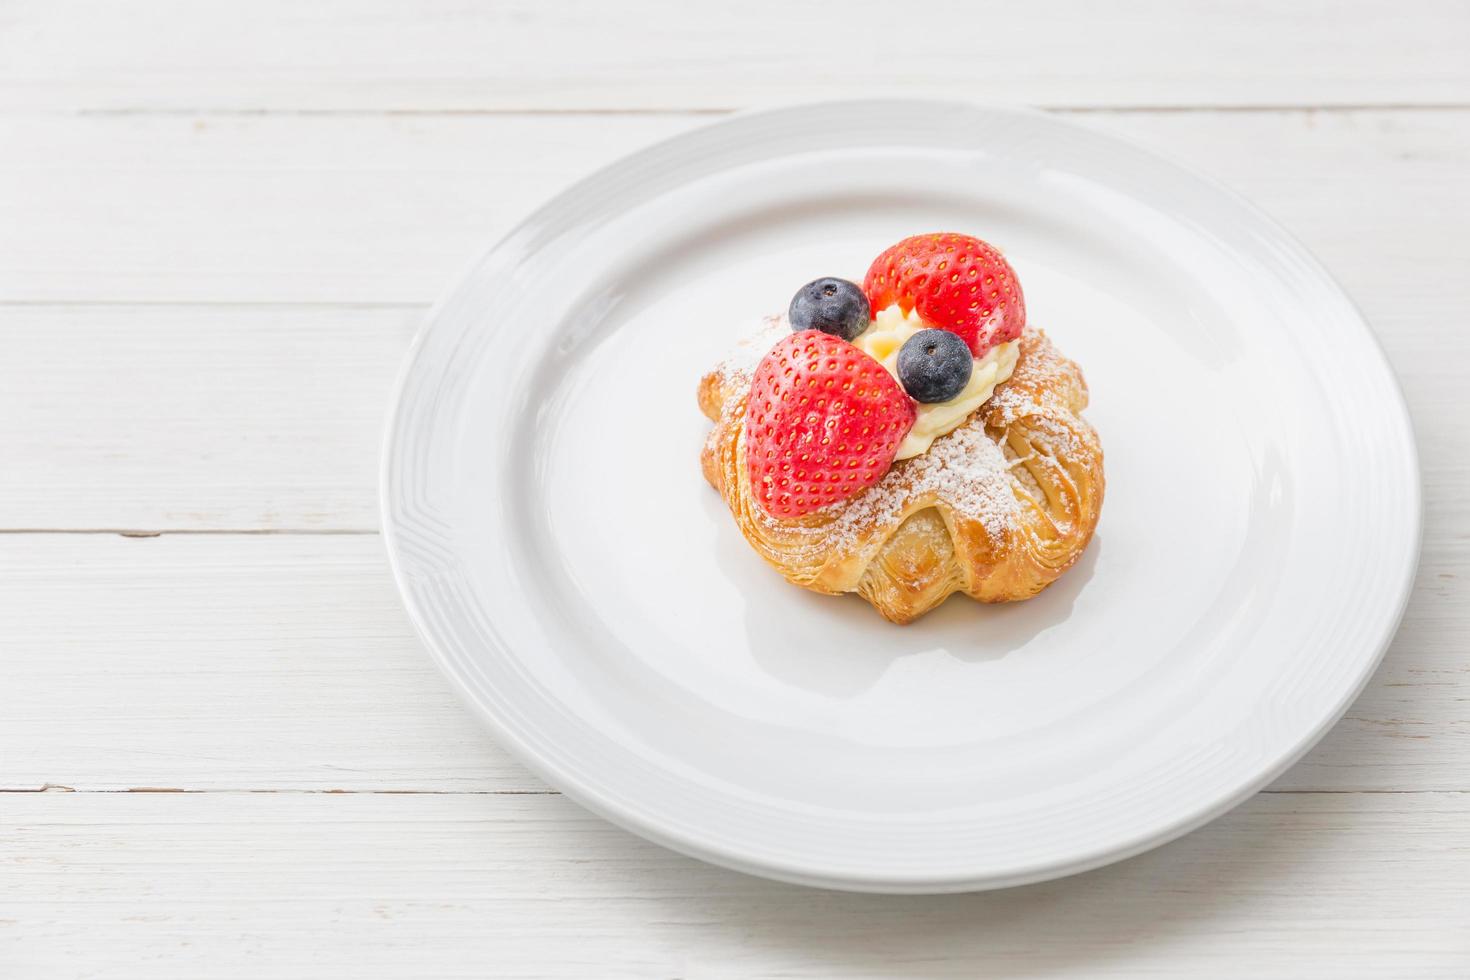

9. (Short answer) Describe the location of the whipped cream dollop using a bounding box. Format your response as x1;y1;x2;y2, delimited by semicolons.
852;304;1019;460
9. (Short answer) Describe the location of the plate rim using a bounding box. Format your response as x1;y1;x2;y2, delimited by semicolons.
380;98;1423;893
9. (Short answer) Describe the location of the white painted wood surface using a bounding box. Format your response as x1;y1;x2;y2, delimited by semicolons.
2;0;1468;111
5;793;1468;978
2;2;1468;976
0;533;1464;795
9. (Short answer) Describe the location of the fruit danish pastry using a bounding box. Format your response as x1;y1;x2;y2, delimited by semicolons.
698;233;1104;624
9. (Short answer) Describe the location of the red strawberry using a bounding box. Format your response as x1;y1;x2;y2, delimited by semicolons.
745;330;915;519
863;232;1025;356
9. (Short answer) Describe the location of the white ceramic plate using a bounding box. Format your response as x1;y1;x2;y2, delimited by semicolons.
382;101;1420;893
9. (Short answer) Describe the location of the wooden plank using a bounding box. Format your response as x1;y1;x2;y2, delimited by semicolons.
0;113;695;304
1;0;1467;112
4;297;1459;535
1;110;1467;307
0;305;417;532
0;533;1464;795
3;790;1467;977
0;534;520;793
1;111;1466;533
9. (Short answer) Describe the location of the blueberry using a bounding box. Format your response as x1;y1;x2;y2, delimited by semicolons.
788;277;870;341
897;329;973;403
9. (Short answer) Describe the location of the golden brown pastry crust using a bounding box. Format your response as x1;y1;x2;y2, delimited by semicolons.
699;327;1104;624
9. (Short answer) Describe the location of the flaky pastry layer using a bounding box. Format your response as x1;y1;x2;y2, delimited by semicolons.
699;328;1104;623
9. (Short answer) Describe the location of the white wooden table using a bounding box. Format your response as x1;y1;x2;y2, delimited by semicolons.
3;3;1468;976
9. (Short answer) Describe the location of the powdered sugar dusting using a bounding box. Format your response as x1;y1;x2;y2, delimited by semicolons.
811;413;1019;550
715;316;1034;553
717;313;788;384
989;330;1086;461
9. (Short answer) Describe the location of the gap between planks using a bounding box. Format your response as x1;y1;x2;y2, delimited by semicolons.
41;103;1470;118
2;785;1463;796
0;298;426;309
0;785;558;795
0;528;382;536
